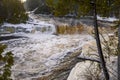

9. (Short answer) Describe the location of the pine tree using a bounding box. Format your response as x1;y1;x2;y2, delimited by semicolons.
0;0;28;24
46;0;111;17
0;44;14;80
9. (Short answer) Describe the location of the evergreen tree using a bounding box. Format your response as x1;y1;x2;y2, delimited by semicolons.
46;0;111;17
0;44;14;80
0;0;28;24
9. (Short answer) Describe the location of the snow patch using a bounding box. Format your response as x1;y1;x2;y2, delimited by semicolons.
97;16;118;22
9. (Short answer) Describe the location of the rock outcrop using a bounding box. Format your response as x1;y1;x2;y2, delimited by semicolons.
67;34;118;80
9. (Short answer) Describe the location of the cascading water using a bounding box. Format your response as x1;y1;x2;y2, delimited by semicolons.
0;14;117;80
33;24;56;34
0;21;56;34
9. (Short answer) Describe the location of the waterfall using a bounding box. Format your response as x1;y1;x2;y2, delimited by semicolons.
1;22;56;34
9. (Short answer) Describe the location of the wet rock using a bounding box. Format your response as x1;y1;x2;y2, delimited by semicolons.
34;48;82;80
67;61;100;80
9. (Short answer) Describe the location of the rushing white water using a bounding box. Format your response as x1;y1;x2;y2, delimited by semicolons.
1;33;94;80
0;14;96;80
1;19;56;34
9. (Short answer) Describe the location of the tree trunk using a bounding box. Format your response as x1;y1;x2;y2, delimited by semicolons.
118;8;120;80
118;27;120;80
92;0;109;80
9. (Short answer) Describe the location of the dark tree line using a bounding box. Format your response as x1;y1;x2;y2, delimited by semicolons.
25;0;120;18
46;0;119;17
0;0;28;24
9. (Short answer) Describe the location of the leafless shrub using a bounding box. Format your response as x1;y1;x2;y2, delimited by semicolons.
82;62;102;80
82;27;118;80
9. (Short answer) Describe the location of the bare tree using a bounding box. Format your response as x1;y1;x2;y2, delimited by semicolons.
91;0;109;80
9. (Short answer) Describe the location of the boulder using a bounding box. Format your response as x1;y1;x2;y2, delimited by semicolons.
67;61;100;80
67;33;118;80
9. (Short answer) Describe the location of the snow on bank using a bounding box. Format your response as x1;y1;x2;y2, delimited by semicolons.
97;16;118;22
